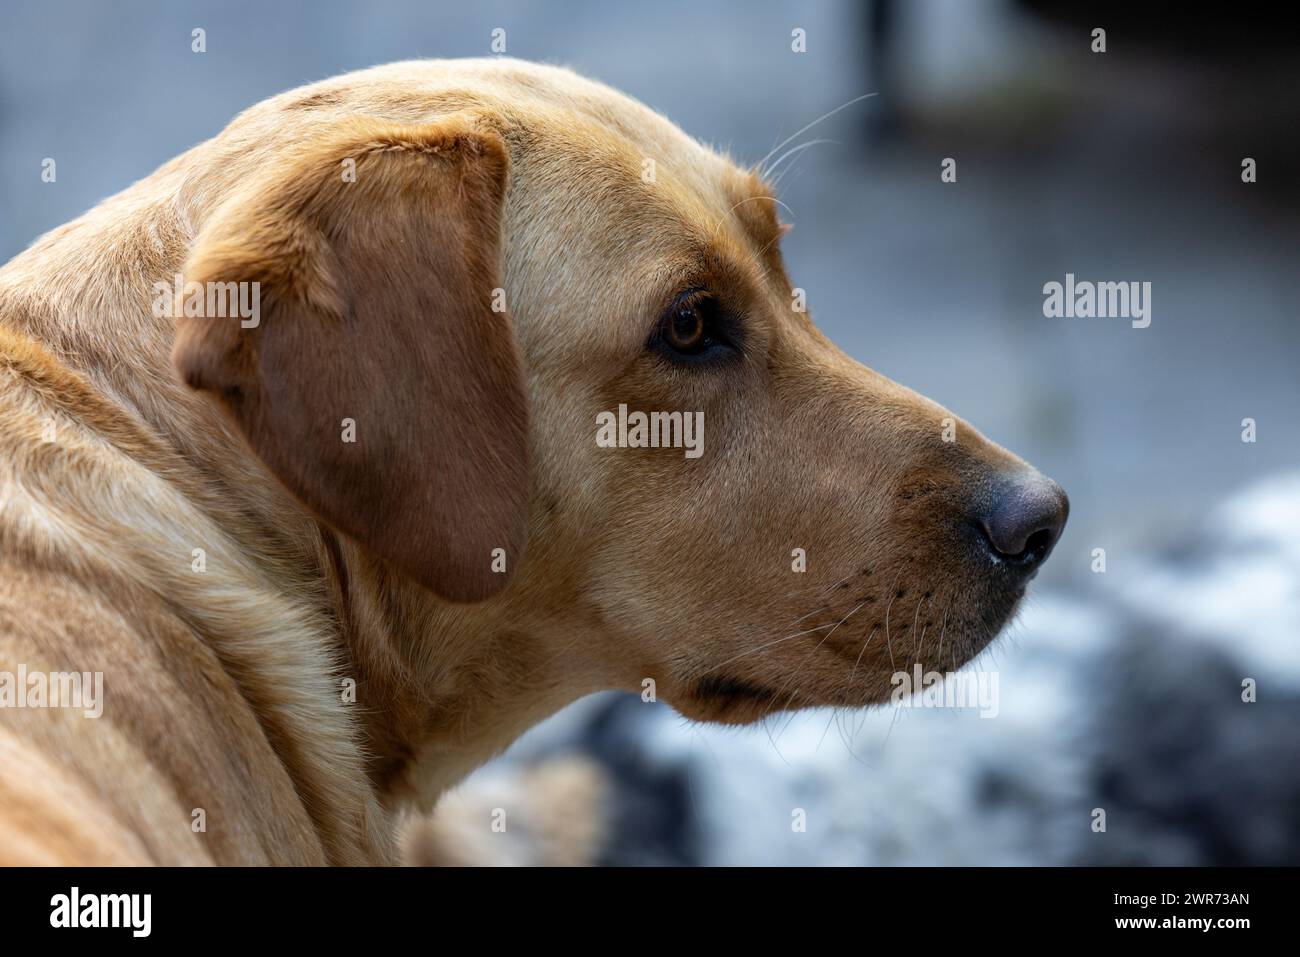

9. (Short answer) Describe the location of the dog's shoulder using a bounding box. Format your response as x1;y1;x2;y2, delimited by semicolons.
0;559;284;865
0;327;387;864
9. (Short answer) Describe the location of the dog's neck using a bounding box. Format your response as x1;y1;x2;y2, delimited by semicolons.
322;533;605;810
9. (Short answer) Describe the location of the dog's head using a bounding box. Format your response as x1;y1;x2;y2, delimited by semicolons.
173;59;1066;727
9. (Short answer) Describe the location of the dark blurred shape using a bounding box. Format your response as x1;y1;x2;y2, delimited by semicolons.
581;696;702;867
862;0;1300;202
1017;1;1300;56
1079;629;1300;865
864;0;902;139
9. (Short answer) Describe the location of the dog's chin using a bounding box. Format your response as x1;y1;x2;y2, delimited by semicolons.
677;584;1028;726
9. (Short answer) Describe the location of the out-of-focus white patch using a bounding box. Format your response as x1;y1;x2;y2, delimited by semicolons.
1111;471;1300;682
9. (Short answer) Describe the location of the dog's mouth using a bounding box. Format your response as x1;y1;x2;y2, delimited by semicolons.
681;572;1028;725
672;470;1065;726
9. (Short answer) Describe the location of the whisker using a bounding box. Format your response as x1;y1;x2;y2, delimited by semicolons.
818;571;856;598
790;605;827;625
765;138;838;183
756;92;878;175
768;598;868;714
759;710;792;765
728;193;797;222
816;706;839;752
935;605;951;667
850;626;879;690
771;688;804;741
914;612;929;665
698;621;838;677
881;573;901;673
910;594;926;659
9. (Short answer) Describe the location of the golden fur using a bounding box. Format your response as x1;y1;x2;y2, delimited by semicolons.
0;59;1049;865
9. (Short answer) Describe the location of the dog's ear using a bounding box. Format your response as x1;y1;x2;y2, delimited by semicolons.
172;116;528;602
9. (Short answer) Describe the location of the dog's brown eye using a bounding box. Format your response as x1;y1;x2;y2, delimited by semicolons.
652;291;738;365
666;304;705;351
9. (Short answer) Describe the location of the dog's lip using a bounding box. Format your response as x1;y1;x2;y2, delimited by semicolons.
693;673;781;704
679;674;799;724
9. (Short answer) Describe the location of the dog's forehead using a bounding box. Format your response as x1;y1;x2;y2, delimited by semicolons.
425;59;780;246
292;59;784;252
517;117;771;249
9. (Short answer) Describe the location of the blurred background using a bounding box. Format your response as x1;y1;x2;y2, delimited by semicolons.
4;0;1297;864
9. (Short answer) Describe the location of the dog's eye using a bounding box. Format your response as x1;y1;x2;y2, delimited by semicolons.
666;304;705;351
651;292;737;365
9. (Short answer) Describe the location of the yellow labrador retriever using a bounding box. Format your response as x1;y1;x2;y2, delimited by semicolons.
0;58;1067;865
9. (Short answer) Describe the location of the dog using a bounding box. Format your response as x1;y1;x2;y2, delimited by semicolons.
0;58;1067;865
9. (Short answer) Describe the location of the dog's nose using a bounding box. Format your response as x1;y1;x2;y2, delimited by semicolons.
978;472;1069;570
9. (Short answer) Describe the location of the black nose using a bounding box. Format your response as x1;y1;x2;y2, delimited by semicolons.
978;472;1069;570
